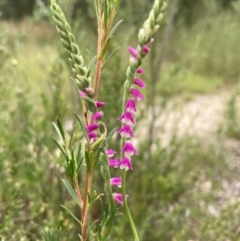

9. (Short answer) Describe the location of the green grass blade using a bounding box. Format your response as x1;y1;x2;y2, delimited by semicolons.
105;127;117;145
61;205;82;225
103;47;120;69
109;19;123;36
62;179;80;206
74;113;90;145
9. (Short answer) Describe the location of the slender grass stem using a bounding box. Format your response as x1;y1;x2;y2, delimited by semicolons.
75;179;83;210
121;170;140;241
81;171;93;241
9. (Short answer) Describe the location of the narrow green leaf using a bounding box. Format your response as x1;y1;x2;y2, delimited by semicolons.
60;205;82;225
84;98;97;113
86;48;93;60
101;165;110;181
62;179;80;206
87;55;97;72
76;144;84;173
52;122;63;142
69;150;76;176
77;156;84;174
115;0;120;10
52;137;68;161
87;219;100;238
56;228;62;241
91;134;105;150
105;209;118;226
94;148;102;167
70;77;80;92
103;47;120;69
104;0;108;29
56;117;66;142
69;124;77;148
99;36;113;60
85;151;91;173
109;19;123;36
42;228;62;241
104;127;117;145
74;113;90;145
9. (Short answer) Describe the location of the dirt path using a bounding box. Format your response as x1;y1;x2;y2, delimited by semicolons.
149;92;229;146
136;91;240;214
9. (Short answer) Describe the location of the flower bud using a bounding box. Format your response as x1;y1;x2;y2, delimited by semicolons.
85;87;95;97
157;13;163;24
161;2;167;12
138;28;146;45
152;25;160;34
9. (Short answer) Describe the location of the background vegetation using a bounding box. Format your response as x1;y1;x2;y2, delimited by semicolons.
1;0;240;240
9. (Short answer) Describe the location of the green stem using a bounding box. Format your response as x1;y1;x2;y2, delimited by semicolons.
121;170;140;241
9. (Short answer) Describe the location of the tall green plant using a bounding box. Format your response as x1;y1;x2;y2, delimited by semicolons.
46;0;168;240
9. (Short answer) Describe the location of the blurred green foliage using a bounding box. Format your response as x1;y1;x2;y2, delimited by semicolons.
1;0;240;240
0;0;238;22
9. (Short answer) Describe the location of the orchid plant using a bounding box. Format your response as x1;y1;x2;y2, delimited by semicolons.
43;0;168;240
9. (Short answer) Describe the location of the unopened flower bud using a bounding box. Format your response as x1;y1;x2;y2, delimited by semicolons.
142;45;150;56
161;2;167;12
157;13;164;23
85;87;95;96
93;111;103;120
138;28;146;45
152;25;160;34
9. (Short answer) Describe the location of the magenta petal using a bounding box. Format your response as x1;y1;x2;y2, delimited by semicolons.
149;38;154;44
121;141;138;156
125;98;137;113
113;193;129;205
130;88;144;101
108;158;119;168
79;90;87;98
119;156;133;170
117;124;134;138
118;111;135;125
128;47;138;58
137;68;145;74
93;111;103;120
86;123;100;132
85;87;95;95
106;149;116;158
130;56;137;64
110;177;122;187
133;77;146;88
142;45;150;55
96;101;105;108
88;131;98;139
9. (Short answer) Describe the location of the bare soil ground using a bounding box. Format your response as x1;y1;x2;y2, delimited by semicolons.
137;92;240;213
